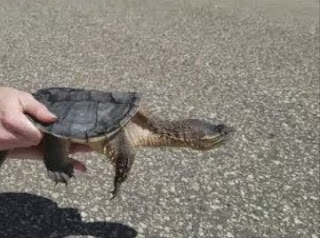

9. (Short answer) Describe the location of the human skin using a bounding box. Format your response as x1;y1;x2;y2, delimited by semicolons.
0;87;90;172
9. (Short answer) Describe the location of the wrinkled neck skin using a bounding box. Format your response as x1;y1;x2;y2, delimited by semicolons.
126;116;202;148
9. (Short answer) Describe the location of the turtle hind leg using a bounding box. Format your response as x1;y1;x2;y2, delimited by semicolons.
107;131;135;199
43;134;74;184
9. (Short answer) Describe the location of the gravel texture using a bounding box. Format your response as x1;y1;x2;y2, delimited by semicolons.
0;0;319;237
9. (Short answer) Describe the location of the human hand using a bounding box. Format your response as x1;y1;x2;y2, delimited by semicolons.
8;144;89;172
0;87;90;172
0;86;57;150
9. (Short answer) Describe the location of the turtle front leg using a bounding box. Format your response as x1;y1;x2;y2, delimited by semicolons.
0;150;8;168
43;133;74;184
106;131;135;199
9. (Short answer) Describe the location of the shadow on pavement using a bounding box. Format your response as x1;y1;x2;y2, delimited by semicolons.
0;192;137;238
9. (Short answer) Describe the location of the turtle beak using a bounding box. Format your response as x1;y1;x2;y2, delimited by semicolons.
199;124;235;149
202;124;235;141
218;124;235;140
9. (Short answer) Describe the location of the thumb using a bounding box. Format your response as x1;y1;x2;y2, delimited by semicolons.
70;158;87;172
20;93;57;123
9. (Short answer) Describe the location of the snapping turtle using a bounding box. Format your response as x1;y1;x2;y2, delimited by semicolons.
0;87;233;198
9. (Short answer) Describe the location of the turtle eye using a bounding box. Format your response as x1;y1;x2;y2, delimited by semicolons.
200;124;234;141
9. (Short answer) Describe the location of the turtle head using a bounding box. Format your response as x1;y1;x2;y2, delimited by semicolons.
183;119;234;150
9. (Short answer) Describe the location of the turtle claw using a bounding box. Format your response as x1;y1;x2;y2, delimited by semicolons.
48;171;71;185
110;192;116;200
47;163;74;185
110;191;118;200
110;185;120;200
61;173;72;185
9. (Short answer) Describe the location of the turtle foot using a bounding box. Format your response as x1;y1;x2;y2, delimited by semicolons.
110;188;118;200
110;182;121;200
47;163;74;185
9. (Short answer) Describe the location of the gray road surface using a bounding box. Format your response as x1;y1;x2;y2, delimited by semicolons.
0;0;319;237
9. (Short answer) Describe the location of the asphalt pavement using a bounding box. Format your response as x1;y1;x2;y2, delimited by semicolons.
0;0;319;237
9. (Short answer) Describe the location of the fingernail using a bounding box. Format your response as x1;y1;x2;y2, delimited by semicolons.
49;112;57;119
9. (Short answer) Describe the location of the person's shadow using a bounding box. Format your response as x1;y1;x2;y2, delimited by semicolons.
0;193;137;238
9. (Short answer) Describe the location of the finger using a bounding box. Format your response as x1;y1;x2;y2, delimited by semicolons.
2;111;43;146
70;158;87;172
69;143;93;153
20;93;56;123
9;142;93;157
8;146;43;159
8;148;87;173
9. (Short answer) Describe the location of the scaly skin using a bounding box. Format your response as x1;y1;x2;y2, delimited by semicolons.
102;110;233;198
0;109;233;200
43;134;74;184
131;110;232;149
107;130;135;199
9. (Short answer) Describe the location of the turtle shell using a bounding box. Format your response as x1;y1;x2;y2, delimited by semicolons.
30;87;140;141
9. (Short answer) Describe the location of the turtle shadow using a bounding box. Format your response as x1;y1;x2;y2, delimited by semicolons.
0;192;137;238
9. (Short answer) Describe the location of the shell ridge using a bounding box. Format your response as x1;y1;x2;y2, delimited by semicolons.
51;101;75;137
87;101;100;138
32;88;141;140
